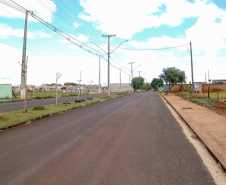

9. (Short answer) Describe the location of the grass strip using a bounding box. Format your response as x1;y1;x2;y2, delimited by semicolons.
0;92;131;130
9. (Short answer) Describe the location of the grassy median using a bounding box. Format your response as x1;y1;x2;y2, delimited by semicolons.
0;92;131;130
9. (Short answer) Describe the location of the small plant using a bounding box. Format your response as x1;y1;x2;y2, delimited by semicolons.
35;96;42;99
0;112;6;119
33;105;45;110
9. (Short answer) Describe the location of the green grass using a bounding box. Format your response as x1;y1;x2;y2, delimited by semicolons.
202;91;226;102
12;92;82;99
173;91;226;116
0;92;132;129
175;92;189;96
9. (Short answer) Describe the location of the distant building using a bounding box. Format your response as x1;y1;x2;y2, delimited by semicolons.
209;79;226;84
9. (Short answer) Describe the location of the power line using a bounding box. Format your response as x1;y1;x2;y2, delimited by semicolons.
0;0;107;57
120;44;189;51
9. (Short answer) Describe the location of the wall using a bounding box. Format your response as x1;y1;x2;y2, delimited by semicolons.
0;84;12;99
110;83;133;92
202;84;226;92
168;83;226;93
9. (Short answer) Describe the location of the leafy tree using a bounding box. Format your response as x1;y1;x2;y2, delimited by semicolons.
64;82;78;86
133;77;144;90
142;83;151;91
159;67;186;92
150;78;164;89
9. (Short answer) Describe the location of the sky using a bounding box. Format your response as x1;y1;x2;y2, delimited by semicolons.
0;0;226;86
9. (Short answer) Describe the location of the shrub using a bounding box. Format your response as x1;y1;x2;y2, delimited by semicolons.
33;105;45;110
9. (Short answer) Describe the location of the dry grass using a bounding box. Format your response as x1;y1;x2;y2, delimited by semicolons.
0;112;6;119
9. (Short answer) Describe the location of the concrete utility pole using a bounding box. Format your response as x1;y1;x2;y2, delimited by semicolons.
138;71;141;77
128;62;135;88
99;55;101;93
55;72;62;105
77;71;82;101
23;56;28;113
20;10;28;99
208;70;209;82
189;42;195;96
102;34;116;96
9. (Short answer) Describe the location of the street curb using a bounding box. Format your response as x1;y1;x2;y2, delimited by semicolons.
159;93;226;172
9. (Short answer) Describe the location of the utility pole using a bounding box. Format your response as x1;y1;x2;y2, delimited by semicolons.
55;72;62;105
23;56;28;113
205;73;206;82
138;71;141;77
99;55;101;94
102;34;116;96
208;70;209;83
189;42;195;96
128;62;135;88
77;71;82;101
20;10;28;99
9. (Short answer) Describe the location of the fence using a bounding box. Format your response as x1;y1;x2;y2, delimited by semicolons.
168;84;226;102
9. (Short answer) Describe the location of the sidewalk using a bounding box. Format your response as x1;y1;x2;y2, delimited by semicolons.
161;93;226;171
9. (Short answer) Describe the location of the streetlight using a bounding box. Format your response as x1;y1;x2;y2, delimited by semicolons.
90;39;128;96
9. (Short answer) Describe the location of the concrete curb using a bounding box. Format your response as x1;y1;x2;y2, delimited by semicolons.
159;93;226;172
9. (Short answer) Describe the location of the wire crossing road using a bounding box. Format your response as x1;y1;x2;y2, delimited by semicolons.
0;92;215;185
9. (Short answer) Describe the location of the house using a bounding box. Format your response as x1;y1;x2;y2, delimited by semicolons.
210;79;226;84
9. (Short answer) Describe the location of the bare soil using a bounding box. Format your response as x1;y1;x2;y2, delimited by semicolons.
176;94;226;116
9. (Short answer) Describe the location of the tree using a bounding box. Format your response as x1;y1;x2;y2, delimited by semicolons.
133;77;144;90
142;83;151;91
150;78;164;89
159;67;186;92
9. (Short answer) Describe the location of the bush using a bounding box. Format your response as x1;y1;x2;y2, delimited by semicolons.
69;93;78;96
35;96;42;99
35;95;54;99
33;105;45;110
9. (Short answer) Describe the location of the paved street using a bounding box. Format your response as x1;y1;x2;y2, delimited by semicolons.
0;92;215;185
0;93;109;112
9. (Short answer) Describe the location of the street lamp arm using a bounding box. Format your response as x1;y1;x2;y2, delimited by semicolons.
110;40;128;54
90;42;107;54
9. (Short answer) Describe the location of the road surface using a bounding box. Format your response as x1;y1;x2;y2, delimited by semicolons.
0;93;109;112
0;92;215;185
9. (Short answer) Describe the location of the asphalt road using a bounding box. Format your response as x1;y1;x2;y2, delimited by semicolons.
0;93;109;112
0;92;215;185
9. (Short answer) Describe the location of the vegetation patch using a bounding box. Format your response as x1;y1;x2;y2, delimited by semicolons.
173;92;226;116
0;112;6;119
0;92;132;130
33;105;45;110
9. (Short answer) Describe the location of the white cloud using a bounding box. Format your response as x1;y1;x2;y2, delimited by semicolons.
0;24;51;39
0;43;22;84
0;0;56;23
78;0;205;38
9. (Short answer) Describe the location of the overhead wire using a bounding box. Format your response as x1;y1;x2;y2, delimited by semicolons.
121;44;189;51
1;0;107;56
39;0;104;46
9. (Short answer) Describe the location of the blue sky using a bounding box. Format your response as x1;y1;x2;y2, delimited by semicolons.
0;0;226;85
